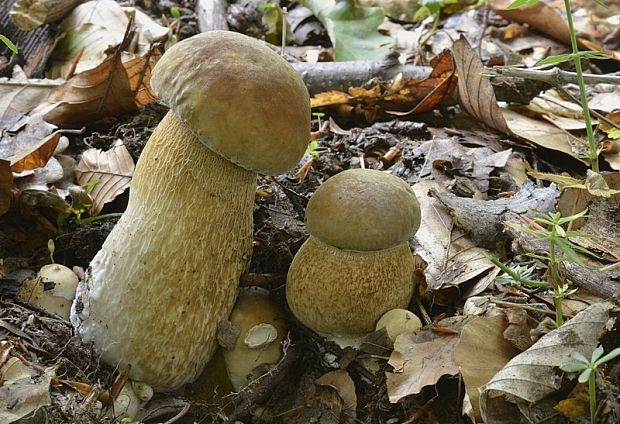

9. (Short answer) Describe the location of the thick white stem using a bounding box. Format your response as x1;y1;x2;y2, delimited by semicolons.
71;111;256;390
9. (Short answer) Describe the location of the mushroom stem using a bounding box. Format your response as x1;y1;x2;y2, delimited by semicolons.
73;111;256;390
286;235;415;346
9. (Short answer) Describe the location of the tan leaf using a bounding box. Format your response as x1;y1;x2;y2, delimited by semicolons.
452;37;590;164
454;316;521;422
10;0;81;31
0;160;17;216
124;53;158;107
9;133;61;173
386;329;460;402
491;0;570;45
451;36;510;134
44;50;139;128
75;140;134;215
480;302;615;422
315;369;357;421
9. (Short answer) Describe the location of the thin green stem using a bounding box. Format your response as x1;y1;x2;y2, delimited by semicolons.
563;0;599;172
548;235;565;326
589;371;597;424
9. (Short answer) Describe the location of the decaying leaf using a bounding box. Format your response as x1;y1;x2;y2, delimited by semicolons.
0;160;17;216
75;140;134;215
8;132;61;173
315;369;357;421
9;0;81;31
452;37;590;164
454;315;521;422
0;357;54;424
311;50;456;122
479;302;616;423
410;180;495;291
44;50;141;128
386;325;461;402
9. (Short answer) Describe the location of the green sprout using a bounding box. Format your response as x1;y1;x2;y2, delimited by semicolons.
502;209;595;326
561;345;620;424
0;34;17;54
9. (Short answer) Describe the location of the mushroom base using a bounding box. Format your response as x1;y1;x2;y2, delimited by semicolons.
286;236;416;344
71;111;256;390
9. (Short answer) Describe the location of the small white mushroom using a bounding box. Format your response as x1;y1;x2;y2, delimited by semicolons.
19;264;78;320
375;308;423;345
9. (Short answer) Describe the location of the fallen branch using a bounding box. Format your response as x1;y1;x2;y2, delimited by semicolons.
484;66;620;86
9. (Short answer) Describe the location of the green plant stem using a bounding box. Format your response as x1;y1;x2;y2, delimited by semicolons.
589;372;597;424
78;212;123;224
563;0;598;172
485;255;548;288
548;235;565;326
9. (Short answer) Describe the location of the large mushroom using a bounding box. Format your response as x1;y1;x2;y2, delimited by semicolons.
71;31;310;390
286;169;421;347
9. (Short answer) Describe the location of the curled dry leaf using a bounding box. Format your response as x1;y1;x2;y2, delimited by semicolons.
479;302;617;423
9;133;61;173
44;48;156;128
386;326;461;403
75;140;134;215
0;160;17;216
9;0;81;31
454;315;521;422
315;369;357;421
452;36;589;164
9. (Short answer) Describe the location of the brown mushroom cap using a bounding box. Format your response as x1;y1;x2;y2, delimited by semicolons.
305;169;421;251
151;31;311;175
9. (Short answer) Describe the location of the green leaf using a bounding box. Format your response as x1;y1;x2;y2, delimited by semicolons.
596;347;620;365
0;34;17;54
170;6;181;19
506;0;538;9
537;50;611;67
571;351;590;363
299;0;392;61
590;345;604;363
560;362;588;372
578;367;592;383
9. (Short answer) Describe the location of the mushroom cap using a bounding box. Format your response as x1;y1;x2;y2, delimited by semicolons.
151;31;311;175
375;308;422;344
305;169;421;251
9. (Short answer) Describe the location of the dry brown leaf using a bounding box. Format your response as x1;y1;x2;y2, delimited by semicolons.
315;370;357;421
44;50;139;128
491;0;570;45
454;316;521;422
480;302;616;422
75;140;134;215
124;53;158;107
10;0;81;31
386;329;460;402
452;37;592;163
452;36;510;134
9;132;61;173
0;160;17;216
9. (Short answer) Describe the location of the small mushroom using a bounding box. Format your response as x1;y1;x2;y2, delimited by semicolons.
222;287;287;391
375;308;422;345
71;31;310;390
19;264;79;320
286;169;421;347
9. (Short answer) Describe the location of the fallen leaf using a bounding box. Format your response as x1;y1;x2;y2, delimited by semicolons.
44;50;140;128
452;37;590;164
0;160;16;216
479;302;616;422
454;315;521;422
9;132;61;173
315;369;357;421
411;180;495;291
10;0;82;31
75;140;134;215
386;328;460;402
491;0;570;45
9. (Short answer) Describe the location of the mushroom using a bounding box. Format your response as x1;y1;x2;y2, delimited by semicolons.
221;287;287;390
71;31;310;390
375;308;422;345
19;264;79;320
286;169;421;347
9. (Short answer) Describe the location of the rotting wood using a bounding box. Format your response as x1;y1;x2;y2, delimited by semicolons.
561;262;620;299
